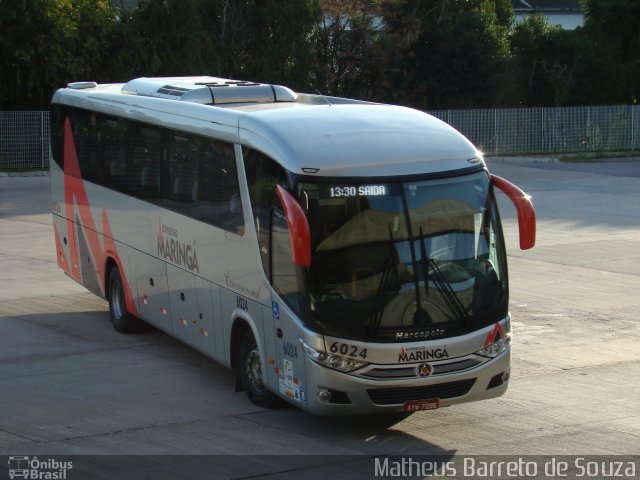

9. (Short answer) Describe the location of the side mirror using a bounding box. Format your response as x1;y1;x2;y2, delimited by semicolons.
491;175;536;250
275;185;311;267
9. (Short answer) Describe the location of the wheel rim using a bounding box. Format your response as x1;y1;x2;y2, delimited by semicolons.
245;349;264;391
110;277;124;320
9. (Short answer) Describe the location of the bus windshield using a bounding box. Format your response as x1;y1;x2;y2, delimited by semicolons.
297;171;508;341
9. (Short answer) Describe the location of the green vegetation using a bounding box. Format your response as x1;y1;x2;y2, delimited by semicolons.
1;0;638;110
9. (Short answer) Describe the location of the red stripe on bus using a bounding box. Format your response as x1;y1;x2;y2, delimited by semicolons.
53;222;70;274
62;116;139;316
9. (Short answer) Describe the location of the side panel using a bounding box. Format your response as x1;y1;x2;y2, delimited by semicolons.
51;102;276;384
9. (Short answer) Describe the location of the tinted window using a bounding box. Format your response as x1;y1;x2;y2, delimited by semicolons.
199;140;244;234
163;134;199;207
243;147;288;278
68;109;127;188
50;104;65;169
62;106;244;234
129;123;163;201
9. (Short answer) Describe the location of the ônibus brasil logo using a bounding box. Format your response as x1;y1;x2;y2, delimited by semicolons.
8;456;73;480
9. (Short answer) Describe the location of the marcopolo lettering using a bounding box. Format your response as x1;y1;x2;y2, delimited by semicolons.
398;346;449;363
157;222;199;273
395;328;445;340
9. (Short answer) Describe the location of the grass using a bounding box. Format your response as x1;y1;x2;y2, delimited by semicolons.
0;166;48;173
490;151;639;163
557;151;640;163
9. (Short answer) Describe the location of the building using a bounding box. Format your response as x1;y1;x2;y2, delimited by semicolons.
512;0;584;30
110;0;138;10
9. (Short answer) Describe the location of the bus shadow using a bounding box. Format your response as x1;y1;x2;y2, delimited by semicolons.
248;405;456;456
1;307;456;458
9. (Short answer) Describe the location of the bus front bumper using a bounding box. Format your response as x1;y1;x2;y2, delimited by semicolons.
299;349;510;415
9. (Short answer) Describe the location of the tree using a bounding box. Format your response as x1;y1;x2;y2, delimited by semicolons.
0;0;118;109
511;12;627;106
124;0;212;76
407;0;516;109
243;0;322;89
310;0;381;97
581;0;640;62
581;0;640;103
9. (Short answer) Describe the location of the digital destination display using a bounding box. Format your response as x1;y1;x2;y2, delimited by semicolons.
327;185;388;198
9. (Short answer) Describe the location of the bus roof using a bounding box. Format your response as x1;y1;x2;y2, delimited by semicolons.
53;77;483;177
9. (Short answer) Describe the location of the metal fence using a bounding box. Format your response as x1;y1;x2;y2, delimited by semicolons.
0;111;50;170
428;105;640;156
0;105;639;170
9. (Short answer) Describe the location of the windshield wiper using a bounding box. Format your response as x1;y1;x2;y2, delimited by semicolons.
418;228;473;330
367;225;399;338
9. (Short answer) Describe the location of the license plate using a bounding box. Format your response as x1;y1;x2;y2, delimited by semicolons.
404;399;440;412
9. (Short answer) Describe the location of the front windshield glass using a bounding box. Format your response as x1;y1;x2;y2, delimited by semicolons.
298;171;508;341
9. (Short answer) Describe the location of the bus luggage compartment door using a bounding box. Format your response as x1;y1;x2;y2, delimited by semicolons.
131;249;172;332
166;264;198;344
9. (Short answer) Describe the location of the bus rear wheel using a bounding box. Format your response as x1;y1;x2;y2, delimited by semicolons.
108;267;139;333
239;329;280;408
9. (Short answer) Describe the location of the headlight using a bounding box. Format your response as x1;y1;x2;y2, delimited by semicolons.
476;333;511;358
301;341;369;373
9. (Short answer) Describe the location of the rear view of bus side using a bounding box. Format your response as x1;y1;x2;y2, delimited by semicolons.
50;77;535;415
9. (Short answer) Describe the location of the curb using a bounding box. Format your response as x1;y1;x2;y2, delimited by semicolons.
485;156;559;165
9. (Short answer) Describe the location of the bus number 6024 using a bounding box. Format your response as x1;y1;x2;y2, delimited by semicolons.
329;342;367;360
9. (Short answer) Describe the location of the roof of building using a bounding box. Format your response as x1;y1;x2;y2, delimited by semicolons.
512;0;583;12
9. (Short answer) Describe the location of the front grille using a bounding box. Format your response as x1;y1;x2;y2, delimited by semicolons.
367;378;476;405
360;358;481;380
361;366;416;379
431;358;480;375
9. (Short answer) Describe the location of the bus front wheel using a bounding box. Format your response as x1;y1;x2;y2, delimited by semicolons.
239;330;280;408
108;267;139;333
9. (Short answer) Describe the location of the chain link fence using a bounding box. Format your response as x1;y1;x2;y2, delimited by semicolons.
0;106;638;170
428;105;640;156
0;111;50;170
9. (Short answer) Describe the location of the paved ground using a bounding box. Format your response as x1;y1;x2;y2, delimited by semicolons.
0;161;639;477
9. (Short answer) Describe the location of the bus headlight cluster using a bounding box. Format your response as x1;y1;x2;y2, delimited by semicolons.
476;333;511;358
301;342;368;373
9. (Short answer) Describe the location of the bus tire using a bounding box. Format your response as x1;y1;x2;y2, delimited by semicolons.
239;329;279;408
108;267;139;333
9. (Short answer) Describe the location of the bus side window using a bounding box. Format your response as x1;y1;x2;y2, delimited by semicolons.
50;105;65;170
64;109;114;186
161;135;198;208
270;209;302;312
243;148;288;279
171;136;197;203
198;140;244;234
102;118;127;190
128;124;162;200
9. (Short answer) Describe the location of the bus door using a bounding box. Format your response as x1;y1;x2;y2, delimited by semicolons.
270;209;308;406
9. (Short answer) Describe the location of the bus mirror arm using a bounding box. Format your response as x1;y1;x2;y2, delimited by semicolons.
491;175;536;250
276;185;312;267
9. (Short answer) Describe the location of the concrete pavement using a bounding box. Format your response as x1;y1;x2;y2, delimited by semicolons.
0;162;638;475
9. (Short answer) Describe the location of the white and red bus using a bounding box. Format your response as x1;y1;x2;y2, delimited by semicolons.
50;76;535;414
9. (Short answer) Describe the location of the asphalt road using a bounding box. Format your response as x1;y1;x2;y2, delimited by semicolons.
0;161;639;478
